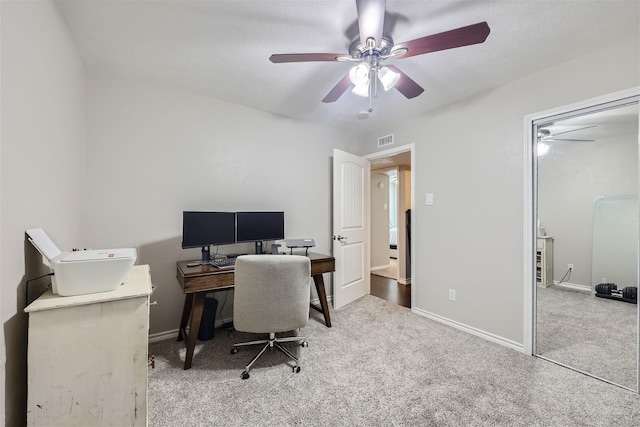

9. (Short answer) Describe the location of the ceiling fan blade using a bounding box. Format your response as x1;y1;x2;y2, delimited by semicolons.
356;0;386;47
393;21;490;59
322;74;352;103
270;53;347;63
385;65;424;99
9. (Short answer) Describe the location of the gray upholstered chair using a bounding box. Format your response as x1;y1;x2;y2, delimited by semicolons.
231;254;311;379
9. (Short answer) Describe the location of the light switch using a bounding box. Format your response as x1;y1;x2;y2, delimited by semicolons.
425;193;434;205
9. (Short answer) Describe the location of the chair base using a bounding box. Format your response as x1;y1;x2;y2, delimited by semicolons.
231;332;307;379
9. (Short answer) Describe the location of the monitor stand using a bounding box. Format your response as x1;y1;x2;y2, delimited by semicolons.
254;241;264;254
201;246;213;264
186;246;214;267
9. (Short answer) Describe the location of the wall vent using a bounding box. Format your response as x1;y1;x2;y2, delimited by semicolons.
377;134;394;148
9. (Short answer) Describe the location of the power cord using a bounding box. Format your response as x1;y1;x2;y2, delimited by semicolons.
216;290;234;332
556;268;571;284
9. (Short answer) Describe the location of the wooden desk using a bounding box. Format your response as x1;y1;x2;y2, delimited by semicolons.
176;252;334;369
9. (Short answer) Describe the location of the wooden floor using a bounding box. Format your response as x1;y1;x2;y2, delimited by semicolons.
370;274;411;308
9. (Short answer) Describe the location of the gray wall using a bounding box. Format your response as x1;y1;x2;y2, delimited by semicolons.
358;35;639;346
538;133;638;287
1;2;86;425
371;172;391;269
83;72;356;335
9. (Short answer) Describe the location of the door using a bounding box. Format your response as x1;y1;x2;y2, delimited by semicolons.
532;96;639;391
332;149;370;309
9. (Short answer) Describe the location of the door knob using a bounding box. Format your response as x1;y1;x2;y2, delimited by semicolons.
332;235;348;242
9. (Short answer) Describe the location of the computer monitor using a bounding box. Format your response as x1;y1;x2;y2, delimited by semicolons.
236;211;285;254
182;211;236;264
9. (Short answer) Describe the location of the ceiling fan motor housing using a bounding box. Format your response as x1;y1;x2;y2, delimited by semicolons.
349;33;394;61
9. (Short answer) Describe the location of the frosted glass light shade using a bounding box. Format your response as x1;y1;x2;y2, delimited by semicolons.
349;62;370;86
352;82;369;97
378;66;400;91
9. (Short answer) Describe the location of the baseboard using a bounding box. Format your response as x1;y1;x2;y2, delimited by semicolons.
149;316;233;343
411;307;524;353
555;281;591;292
371;264;390;271
149;329;178;343
398;277;410;285
311;295;332;307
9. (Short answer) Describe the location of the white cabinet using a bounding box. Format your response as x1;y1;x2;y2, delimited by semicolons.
25;265;152;426
536;237;554;287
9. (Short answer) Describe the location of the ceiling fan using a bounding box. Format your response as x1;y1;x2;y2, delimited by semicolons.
269;0;491;111
537;125;597;142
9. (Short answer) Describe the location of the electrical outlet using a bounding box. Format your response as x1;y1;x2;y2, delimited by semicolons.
568;264;574;271
602;277;607;283
448;289;456;301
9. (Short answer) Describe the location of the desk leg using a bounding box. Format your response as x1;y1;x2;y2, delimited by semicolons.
311;274;332;327
183;292;206;370
177;294;194;342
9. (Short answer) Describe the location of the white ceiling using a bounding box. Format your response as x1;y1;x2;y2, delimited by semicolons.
56;0;639;134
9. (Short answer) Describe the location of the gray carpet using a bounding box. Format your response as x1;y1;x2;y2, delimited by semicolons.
536;285;637;389
148;295;640;426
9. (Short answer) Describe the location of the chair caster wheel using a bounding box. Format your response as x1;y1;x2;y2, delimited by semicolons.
293;366;301;373
241;371;250;380
231;348;238;354
301;341;308;348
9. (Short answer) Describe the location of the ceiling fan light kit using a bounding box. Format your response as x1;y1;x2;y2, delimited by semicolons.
269;0;491;112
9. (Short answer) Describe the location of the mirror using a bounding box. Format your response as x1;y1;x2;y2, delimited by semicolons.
535;99;639;391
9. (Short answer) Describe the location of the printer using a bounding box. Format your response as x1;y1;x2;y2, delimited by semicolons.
26;228;137;297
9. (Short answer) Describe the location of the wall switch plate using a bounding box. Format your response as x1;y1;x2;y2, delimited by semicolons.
448;289;456;301
425;193;434;205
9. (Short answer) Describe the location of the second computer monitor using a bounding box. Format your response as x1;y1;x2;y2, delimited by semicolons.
236;211;284;253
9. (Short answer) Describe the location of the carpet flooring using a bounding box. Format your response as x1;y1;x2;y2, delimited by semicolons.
536;284;637;389
148;295;640;426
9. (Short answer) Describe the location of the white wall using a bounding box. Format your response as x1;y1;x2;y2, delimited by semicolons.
1;1;86;425
357;34;639;346
84;73;356;335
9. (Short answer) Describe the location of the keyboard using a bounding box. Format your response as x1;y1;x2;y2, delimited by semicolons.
212;257;236;269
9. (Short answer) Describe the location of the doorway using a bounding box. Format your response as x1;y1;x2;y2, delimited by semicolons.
366;145;414;308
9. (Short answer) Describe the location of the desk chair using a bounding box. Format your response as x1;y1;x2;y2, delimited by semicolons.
231;255;311;379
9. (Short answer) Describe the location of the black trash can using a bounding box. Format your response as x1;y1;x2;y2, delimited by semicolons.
198;296;218;341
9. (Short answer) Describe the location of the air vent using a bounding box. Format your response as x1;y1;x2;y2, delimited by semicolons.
377;134;394;148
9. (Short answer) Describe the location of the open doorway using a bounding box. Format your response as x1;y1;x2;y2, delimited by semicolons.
367;147;412;308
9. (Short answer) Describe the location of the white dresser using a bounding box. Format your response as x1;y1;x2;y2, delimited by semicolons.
25;264;152;426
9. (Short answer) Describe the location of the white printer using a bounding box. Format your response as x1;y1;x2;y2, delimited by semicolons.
26;228;137;297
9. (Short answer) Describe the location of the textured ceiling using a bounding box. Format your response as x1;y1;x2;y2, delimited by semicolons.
56;0;639;134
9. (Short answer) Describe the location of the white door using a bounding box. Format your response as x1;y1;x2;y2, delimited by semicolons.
332;149;370;309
